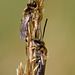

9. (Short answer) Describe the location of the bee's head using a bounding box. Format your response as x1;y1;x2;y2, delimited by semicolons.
33;39;45;47
27;1;37;10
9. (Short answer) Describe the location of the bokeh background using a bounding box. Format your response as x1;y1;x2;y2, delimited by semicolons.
0;0;75;75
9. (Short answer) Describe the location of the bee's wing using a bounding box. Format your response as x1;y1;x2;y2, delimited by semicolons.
35;61;46;75
20;18;26;41
20;15;30;41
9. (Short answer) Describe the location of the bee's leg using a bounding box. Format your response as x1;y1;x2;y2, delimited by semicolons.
33;60;41;73
31;58;41;71
33;65;39;72
31;58;36;62
27;46;35;50
31;57;40;63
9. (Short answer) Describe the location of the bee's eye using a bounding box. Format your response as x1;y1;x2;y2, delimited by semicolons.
25;39;28;42
33;40;41;46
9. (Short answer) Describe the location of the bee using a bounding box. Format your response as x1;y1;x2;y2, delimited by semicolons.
31;19;48;75
20;0;45;41
20;0;38;41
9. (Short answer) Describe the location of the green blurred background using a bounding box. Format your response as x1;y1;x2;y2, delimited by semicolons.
0;0;75;75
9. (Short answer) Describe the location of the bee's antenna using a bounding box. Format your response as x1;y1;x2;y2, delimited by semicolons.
39;22;43;40
42;19;48;39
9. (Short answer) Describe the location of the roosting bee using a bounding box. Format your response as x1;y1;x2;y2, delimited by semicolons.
20;1;38;41
31;19;48;75
20;0;45;41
